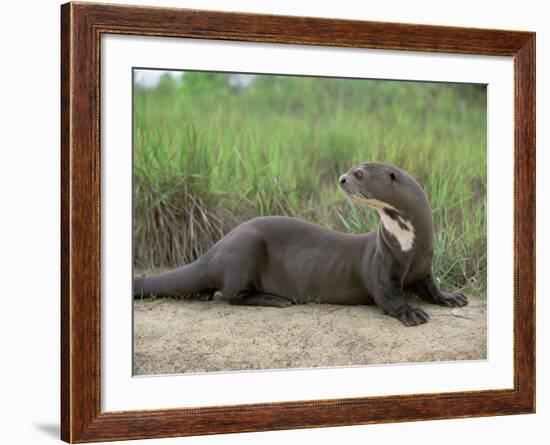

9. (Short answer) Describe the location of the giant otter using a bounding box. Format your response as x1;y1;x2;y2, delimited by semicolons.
134;162;468;326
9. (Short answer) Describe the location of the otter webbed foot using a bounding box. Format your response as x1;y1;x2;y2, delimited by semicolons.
397;306;430;327
228;292;292;308
434;292;468;307
408;276;469;308
374;275;429;327
245;294;292;308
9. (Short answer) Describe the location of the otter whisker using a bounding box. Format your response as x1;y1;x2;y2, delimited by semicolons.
360;191;374;200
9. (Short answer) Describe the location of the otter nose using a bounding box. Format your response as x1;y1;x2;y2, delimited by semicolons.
339;175;347;184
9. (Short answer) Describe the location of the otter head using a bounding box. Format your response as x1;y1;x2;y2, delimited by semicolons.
339;162;432;252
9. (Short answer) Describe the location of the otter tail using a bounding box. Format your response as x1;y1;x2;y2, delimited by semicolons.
133;260;208;298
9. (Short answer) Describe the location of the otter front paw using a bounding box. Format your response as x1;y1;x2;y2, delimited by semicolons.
436;292;468;307
397;307;429;327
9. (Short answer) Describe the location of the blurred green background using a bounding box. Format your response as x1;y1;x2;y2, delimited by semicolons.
133;70;487;297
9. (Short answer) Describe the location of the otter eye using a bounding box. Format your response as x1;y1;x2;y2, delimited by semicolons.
353;170;364;180
389;172;397;181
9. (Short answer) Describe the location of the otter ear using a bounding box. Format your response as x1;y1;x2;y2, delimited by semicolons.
389;172;397;181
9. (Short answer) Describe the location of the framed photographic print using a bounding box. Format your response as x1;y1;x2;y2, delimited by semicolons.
61;2;535;442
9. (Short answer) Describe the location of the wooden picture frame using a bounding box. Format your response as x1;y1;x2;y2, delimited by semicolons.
61;2;535;442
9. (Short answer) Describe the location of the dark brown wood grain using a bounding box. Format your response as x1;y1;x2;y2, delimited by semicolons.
60;2;536;443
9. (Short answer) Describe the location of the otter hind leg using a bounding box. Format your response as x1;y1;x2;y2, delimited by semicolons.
408;276;468;307
227;290;291;308
242;293;292;308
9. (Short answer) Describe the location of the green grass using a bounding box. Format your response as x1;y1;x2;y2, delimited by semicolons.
133;72;487;297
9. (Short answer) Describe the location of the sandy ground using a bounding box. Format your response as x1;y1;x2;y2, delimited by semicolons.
133;295;486;375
